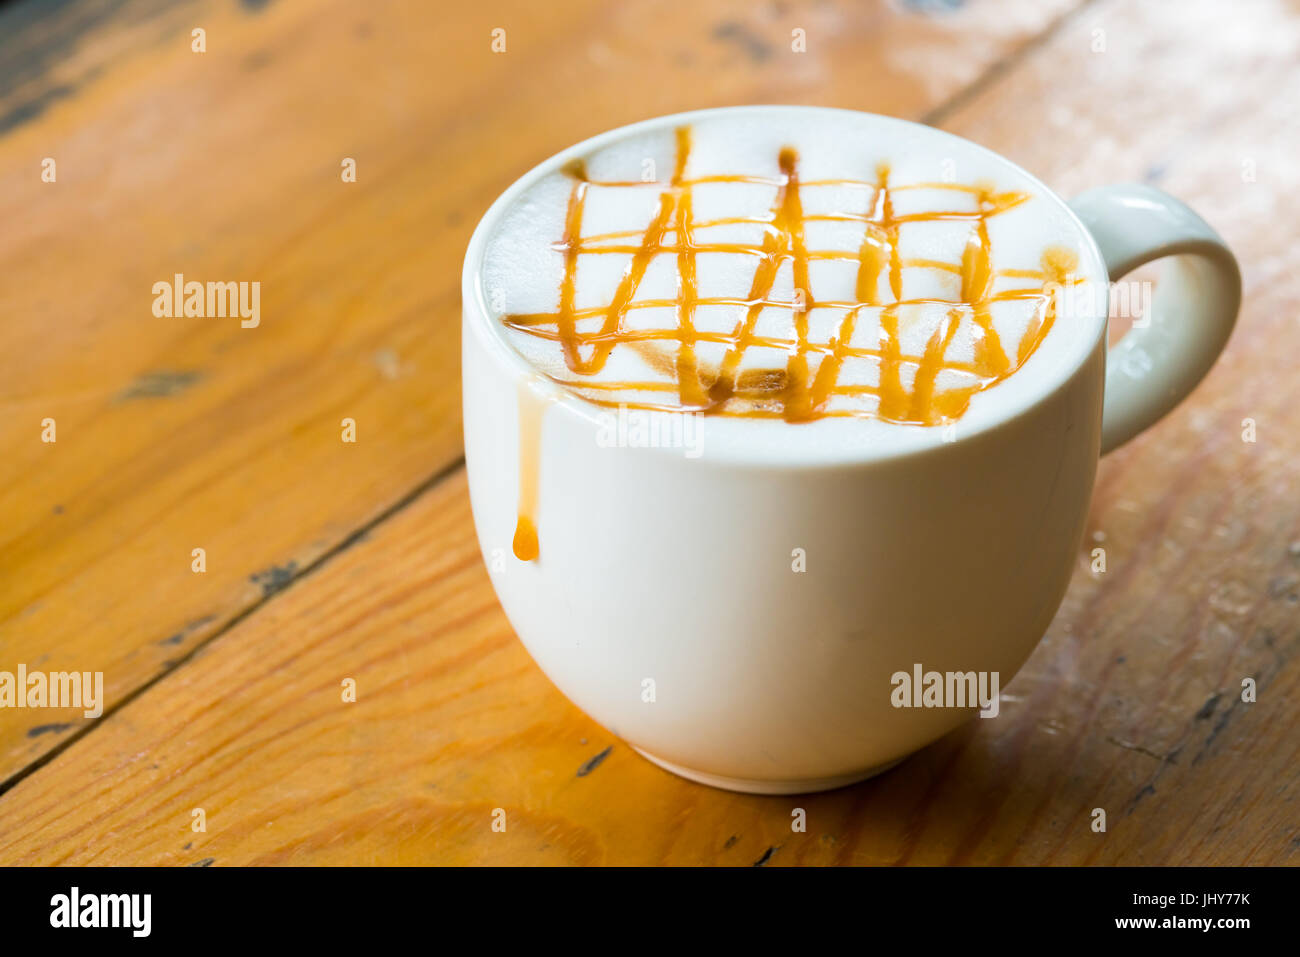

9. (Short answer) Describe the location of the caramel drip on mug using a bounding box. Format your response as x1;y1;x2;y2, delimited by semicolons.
512;382;545;562
503;125;1081;429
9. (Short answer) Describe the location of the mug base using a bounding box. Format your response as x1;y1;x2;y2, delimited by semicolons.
632;747;907;795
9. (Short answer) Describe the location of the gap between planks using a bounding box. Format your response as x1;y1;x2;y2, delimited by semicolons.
0;455;467;800
921;0;1102;128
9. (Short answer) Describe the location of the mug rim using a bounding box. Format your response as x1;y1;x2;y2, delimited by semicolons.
462;104;1110;467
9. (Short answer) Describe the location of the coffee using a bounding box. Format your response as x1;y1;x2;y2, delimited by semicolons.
482;113;1082;429
480;111;1091;560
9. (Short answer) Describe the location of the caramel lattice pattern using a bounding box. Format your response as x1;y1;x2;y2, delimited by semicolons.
503;125;1077;426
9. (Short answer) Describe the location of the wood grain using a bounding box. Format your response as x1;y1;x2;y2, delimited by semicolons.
931;0;1300;865
4;0;1298;865
0;0;1080;782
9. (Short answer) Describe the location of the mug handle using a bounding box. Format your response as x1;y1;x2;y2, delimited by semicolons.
1068;184;1242;454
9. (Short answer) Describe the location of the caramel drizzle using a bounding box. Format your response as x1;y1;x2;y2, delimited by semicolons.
504;125;1079;428
512;380;544;561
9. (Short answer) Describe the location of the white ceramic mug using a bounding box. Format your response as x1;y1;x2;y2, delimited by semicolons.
461;106;1240;794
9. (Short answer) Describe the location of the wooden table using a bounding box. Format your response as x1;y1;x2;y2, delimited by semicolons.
1;0;1296;865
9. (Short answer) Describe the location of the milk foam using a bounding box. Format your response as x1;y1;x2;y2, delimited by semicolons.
477;108;1106;460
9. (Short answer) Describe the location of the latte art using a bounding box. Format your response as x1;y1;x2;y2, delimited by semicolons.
489;124;1080;427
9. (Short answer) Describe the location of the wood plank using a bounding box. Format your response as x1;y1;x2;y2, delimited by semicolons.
929;0;1300;865
0;0;1081;782
1;448;1294;864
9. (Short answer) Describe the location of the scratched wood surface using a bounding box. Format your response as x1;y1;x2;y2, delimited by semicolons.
1;0;1296;865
